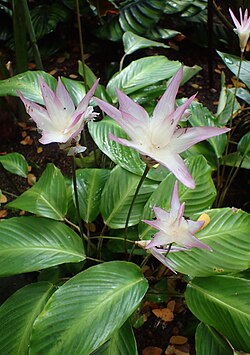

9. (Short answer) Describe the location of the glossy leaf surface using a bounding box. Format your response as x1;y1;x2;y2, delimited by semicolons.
0;153;28;177
139;156;216;240
8;164;67;220
101;166;158;228
75;168;110;222
186;276;250;351
168;208;250;276
92;321;138;355
30;262;148;355
0;70;56;104
0;282;56;355
195;323;233;355
0;216;85;276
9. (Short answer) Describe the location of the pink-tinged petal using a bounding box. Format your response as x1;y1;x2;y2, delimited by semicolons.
39;131;68;144
116;89;149;123
94;97;123;122
143;218;168;233
187;219;204;234
76;79;99;113
153;206;170;221
177;202;185;224
172;126;230;154
38;77;64;119
170;181;181;216
153;66;183;122
181;233;212;251
56;77;75;114
109;133;147;155
146;231;173;249
148;150;195;189
229;8;241;28
165;94;196;131
119;111;148;140
17;91;53;130
150;247;177;273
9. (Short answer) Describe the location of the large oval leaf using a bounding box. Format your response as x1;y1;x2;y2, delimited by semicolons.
88;117;169;182
0;282;56;355
75;168;110;223
186;275;250;352
195;323;233;355
7;164;67;220
0;70;56;104
92;320;138;355
0;216;85;276
0;153;28;177
30;261;148;355
139;155;216;240
106;56;181;102
167;208;250;277
122;31;168;56
100;166;158;228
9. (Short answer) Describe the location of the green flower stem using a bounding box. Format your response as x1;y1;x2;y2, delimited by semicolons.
217;51;244;206
124;164;150;256
90;235;135;243
71;156;87;247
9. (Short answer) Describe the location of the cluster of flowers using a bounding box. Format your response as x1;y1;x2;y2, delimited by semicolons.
18;7;249;272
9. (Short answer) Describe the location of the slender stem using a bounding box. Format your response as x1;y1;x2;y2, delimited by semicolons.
86;256;104;263
97;224;108;258
124;165;150;256
71;156;85;246
90;235;135;243
119;54;126;72
76;0;87;91
21;0;43;70
1;190;18;198
217;51;244;206
207;0;214;87
213;1;234;30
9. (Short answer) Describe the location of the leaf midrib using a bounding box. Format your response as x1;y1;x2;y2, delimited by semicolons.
190;282;250;318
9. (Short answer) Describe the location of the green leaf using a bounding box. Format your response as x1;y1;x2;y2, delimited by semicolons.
189;101;228;158
101;166;158;228
7;164;67;220
238;131;250;156
106;56;182;102
232;87;250;105
217;51;250;89
196;323;233;355
139;156;217;240
122;31;168;55
0;282;56;355
31;3;69;40
30;261;148;355
186;275;250;352
224;152;250;169
0;153;28;177
0;216;85;277
91;320;138;355
78;62;111;102
88;117;169;182
75;168;110;223
216;72;241;125
97;0;165;41
0;71;56;104
168;208;250;277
